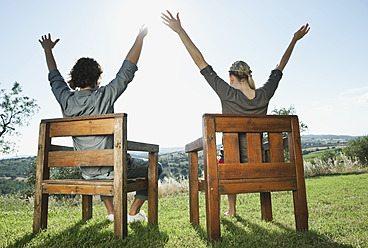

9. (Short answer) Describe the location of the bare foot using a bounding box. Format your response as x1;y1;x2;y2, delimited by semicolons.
223;211;237;217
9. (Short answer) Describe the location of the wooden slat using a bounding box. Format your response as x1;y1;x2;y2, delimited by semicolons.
212;114;292;133
49;118;115;137
43;178;146;185
33;122;50;233
127;141;159;153
82;195;93;220
218;162;296;180
290;116;309;231
113;115;127;238
269;133;285;162
246;133;263;163
219;177;297;194
189;151;199;225
148;152;159;225
42;180;147;194
203;115;221;241
48;149;113;167
223;133;240;163
41;113;126;123
185;137;203;152
43;184;113;195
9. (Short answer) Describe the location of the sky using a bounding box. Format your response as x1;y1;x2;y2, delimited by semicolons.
1;0;367;157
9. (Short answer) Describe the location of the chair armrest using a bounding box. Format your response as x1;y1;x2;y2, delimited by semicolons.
127;141;159;153
185;137;203;153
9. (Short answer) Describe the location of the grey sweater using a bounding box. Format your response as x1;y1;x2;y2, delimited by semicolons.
48;60;138;176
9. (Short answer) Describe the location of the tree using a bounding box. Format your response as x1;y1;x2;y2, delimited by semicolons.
0;82;40;154
271;105;308;133
343;136;368;167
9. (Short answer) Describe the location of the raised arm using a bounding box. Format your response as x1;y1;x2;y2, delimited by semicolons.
39;33;60;72
125;25;148;65
276;24;310;71
161;10;208;70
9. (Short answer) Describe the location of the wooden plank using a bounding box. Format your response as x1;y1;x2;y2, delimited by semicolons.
269;133;285;162
82;195;93;220
113;115;127;238
223;133;240;163
246;133;263;163
188;151;199;225
43;184;113;195
212;115;292;133
203;115;221;241
44;179;114;185
41;113;126;123
289;116;308;231
49;118;115;137
48;149;113;167
33;122;50;233
218;162;296;180
148;152;159;225
127;141;159;153
219;177;297;194
264;132;285;221
185;137;203;152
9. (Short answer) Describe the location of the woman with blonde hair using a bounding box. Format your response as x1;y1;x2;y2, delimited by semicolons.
162;10;310;216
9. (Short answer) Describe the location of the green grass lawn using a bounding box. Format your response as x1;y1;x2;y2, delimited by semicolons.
1;172;367;247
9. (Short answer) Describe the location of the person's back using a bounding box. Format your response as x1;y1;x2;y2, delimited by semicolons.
49;56;137;177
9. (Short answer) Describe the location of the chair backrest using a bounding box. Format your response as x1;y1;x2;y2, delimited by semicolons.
202;114;305;194
36;113;127;181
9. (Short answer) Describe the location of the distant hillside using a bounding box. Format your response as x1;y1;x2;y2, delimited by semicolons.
301;134;360;140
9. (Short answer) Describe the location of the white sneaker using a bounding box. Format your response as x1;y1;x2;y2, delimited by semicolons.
128;210;147;223
107;214;114;222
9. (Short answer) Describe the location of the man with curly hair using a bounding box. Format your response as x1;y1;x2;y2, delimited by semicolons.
39;26;162;223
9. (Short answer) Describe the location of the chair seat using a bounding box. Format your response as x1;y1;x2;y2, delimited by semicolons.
42;178;148;195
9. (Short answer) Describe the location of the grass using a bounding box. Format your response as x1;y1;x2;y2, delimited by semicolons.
1;172;368;247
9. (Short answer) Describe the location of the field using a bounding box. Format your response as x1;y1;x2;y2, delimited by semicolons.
1;172;367;248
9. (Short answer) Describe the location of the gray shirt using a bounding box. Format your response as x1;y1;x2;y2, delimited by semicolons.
200;65;283;162
200;65;282;115
49;60;138;176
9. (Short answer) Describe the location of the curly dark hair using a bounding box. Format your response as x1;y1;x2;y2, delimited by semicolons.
68;57;103;90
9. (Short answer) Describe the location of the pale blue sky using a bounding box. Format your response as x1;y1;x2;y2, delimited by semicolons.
1;0;367;157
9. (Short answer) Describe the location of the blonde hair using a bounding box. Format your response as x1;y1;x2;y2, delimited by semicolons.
229;60;255;90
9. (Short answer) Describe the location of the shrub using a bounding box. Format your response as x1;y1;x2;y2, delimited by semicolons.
343;136;368;167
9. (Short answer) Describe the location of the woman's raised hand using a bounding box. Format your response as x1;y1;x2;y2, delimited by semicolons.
38;33;60;50
138;25;148;38
161;10;182;34
293;24;310;41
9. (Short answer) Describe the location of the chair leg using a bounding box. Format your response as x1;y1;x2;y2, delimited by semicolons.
189;152;199;225
148;152;158;225
33;180;49;233
205;186;221;241
293;190;308;231
82;195;93;220
114;191;127;238
260;192;273;221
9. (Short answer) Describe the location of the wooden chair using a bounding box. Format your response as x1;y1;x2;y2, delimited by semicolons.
33;113;159;239
185;114;308;241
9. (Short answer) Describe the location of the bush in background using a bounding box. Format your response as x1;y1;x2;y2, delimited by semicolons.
343;136;368;167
